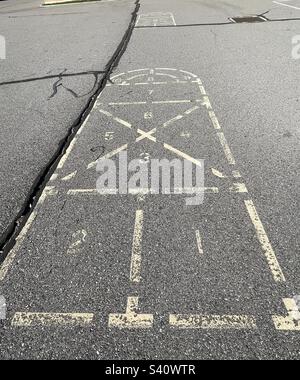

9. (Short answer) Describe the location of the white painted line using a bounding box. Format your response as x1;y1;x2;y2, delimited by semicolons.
193;78;203;84
67;187;219;196
108;102;147;106
273;298;300;330
230;183;248;193
179;70;198;78
136;128;156;142
209;111;221;130
62;170;77;181
198;85;207;96
156;73;178;80
212;168;227;178
0;212;37;281
87;144;128;169
163;115;183;127
110;72;125;80
136;12;176;27
164;143;202;167
137;129;157;143
233;170;242;178
195;230;204;255
109;297;153;329
156;68;178;71
245;200;285;283
57;137;78;169
170;13;177;26
0;185;59;281
67;229;87;255
99;109;132;129
12;313;94;327
127;73;148;81
217;132;236;165
68;189;99;195
128;69;150;73
50;173;58;182
99;109;113;117
185;106;200;115
170;314;257;329
273;1;300;10
114;117;132;129
201;96;213;110
130;210;144;283
135;14;141;26
152;100;199;104
112;82;130;86
77;114;90;135
37;186;58;206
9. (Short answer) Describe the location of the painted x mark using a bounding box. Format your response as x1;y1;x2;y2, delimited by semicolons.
88;105;202;169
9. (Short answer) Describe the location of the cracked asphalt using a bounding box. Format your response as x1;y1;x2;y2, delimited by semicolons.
0;0;300;360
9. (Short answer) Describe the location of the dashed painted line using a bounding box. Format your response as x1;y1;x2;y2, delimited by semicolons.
195;230;204;255
130;210;144;283
11;312;94;327
245;200;285;283
169;314;257;329
217;132;236;165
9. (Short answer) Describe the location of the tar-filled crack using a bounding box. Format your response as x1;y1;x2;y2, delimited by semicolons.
0;0;141;264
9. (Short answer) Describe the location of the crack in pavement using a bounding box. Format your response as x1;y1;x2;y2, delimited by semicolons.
0;70;105;87
48;69;103;100
0;0;141;263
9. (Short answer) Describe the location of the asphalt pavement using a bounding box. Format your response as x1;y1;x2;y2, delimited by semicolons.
0;0;136;248
0;0;300;360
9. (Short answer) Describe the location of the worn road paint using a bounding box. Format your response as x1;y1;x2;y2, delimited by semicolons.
130;210;144;283
67;187;219;196
273;1;300;11
0;187;57;281
245;200;285;283
195;230;204;255
232;170;242;178
212;168;227;178
37;186;58;206
12;313;94;327
109;102;147;106
0;213;37;281
217;132;236;165
170;314;257;329
50;173;58;182
209;111;221;130
164;143;202;167
99;109;132;129
230;183;248;193
88;144;128;169
137;129;157;143
136;13;176;27
273;298;300;330
67;230;87;255
62;171;77;181
109;297;153;329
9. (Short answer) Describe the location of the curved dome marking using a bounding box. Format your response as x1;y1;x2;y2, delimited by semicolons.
111;68;200;83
